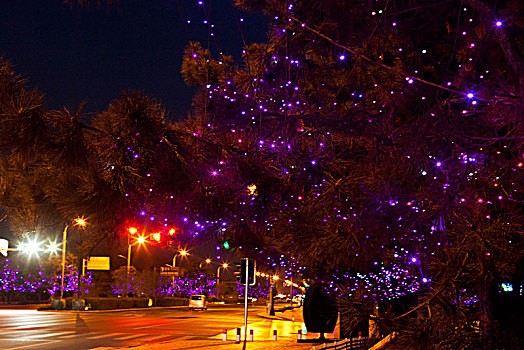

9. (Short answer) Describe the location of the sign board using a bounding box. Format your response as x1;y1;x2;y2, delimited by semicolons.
160;266;179;276
86;256;110;270
0;239;8;257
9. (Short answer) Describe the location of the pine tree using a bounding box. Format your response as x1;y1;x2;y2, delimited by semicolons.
180;0;524;347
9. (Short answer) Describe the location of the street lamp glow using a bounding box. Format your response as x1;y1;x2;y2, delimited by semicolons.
216;263;230;297
17;242;26;252
179;250;188;257
205;258;211;264
136;235;147;244
128;227;138;235
74;217;87;228
19;237;42;256
47;240;60;254
60;217;88;299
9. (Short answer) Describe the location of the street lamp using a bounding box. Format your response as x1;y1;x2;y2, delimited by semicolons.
125;230;147;295
216;263;229;298
173;249;188;268
17;237;42;257
199;258;212;269
170;249;188;293
60;217;87;299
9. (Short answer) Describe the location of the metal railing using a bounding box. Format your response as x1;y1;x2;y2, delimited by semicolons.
310;337;369;350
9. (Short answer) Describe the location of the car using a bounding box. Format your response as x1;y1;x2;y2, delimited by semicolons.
273;294;290;303
188;294;207;310
292;295;304;305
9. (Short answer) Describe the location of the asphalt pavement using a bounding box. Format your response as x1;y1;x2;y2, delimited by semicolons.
95;310;326;350
0;303;336;350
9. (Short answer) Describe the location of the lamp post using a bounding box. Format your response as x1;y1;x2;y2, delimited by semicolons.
171;250;188;294
125;231;146;295
125;227;137;292
199;258;212;270
60;217;87;300
216;263;229;298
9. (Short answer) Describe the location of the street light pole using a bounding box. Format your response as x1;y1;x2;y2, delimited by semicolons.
172;254;177;294
59;217;87;300
59;225;69;299
216;263;228;298
171;250;188;295
216;266;221;297
127;240;132;295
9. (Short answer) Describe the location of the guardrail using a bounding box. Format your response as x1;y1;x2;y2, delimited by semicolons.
310;337;369;350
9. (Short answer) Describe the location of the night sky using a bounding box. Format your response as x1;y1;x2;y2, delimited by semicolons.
0;0;267;119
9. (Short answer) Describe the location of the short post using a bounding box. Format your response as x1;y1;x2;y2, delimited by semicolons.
273;329;277;341
298;329;302;340
236;327;241;343
222;329;227;341
249;329;254;341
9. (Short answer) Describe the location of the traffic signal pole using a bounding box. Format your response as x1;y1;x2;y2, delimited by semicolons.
244;259;249;343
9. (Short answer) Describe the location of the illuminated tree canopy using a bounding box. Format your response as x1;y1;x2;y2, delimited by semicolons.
1;0;523;347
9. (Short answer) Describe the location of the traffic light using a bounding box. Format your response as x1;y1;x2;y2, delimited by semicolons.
239;258;256;286
222;241;230;249
233;263;242;281
151;232;161;242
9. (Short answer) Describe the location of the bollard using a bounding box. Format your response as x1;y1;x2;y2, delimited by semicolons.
222;329;227;341
236;327;241;343
249;329;254;342
273;329;277;341
297;329;302;340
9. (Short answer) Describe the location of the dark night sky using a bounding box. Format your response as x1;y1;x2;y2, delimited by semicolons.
0;0;267;119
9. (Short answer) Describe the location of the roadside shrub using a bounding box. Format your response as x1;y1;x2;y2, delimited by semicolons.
84;297;151;310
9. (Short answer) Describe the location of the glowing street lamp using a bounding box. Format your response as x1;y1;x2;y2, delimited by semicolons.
198;258;212;270
126;233;148;294
173;249;188;268
46;240;60;255
136;235;147;245
170;249;188;293
60;217;87;299
216;263;229;297
17;237;43;256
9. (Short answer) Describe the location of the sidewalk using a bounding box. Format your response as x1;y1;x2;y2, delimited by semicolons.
96;337;315;350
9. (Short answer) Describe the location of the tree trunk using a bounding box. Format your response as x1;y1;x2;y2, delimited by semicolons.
479;279;493;347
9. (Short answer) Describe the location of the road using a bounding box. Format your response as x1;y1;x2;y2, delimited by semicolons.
0;304;321;349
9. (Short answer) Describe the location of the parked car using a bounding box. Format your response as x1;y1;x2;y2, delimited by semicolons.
273;294;290;303
188;294;207;310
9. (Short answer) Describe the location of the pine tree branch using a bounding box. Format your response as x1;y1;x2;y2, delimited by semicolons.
394;253;470;321
288;16;492;101
463;0;524;100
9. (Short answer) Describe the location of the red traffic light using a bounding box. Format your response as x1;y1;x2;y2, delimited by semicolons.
151;232;161;242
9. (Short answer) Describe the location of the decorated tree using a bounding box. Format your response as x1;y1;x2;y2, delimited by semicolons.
0;1;522;347
178;0;524;347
